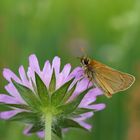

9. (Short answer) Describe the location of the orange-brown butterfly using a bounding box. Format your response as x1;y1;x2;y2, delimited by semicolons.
80;56;135;97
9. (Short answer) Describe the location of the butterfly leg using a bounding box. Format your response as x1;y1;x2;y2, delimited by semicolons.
87;78;92;88
86;71;94;88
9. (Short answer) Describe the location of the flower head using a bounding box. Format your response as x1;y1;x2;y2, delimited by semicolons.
0;54;105;138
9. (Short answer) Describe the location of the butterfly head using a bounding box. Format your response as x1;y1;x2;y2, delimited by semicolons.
80;57;91;67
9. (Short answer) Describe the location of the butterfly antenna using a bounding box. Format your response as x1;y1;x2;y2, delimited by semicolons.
76;47;88;60
80;47;88;57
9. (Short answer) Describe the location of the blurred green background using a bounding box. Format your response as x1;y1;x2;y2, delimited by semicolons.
0;0;140;140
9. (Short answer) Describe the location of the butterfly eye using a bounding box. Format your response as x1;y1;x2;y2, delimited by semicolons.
83;58;89;65
80;57;90;66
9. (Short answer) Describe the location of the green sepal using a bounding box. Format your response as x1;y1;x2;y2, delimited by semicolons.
58;87;93;115
28;123;44;133
59;118;87;131
53;125;62;138
49;69;56;93
1;103;30;110
72;108;94;116
9;112;40;124
51;78;74;106
62;82;77;103
31;79;37;93
12;80;42;111
35;72;50;105
0;104;12;111
52;132;61;140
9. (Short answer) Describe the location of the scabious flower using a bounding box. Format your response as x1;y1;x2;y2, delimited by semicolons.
0;54;105;139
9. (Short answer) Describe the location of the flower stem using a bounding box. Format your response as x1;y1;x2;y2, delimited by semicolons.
45;113;52;140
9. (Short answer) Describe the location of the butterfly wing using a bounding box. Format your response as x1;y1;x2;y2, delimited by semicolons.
91;60;135;97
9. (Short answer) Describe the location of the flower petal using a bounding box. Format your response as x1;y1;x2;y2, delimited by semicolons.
37;131;44;138
52;56;60;75
69;78;90;101
5;83;25;104
77;121;92;130
0;110;22;120
3;68;21;83
69;67;83;79
75;78;89;93
29;54;40;73
56;64;71;89
73;112;93;130
42;60;52;87
72;112;93;126
76;112;94;121
86;104;106;111
61;64;71;79
79;88;103;107
27;67;35;83
0;94;20;104
23;125;33;136
19;66;31;88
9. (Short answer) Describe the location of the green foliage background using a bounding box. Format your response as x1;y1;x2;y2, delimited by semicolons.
0;0;140;140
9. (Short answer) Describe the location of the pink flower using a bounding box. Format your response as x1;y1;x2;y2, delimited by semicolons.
0;54;105;138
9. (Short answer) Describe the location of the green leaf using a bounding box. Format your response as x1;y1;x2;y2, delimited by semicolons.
35;72;50;105
12;80;42;111
51;78;74;106
9;112;40;124
59;118;87;131
49;69;56;93
28;123;44;133
58;87;93;115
